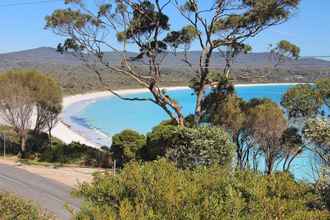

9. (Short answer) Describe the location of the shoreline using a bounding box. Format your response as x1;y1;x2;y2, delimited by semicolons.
53;83;301;148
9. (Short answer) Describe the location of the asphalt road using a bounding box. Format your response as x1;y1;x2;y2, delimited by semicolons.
0;163;81;220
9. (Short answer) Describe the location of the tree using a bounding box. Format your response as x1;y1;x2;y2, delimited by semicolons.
280;127;304;172
270;40;300;68
0;74;34;157
46;0;300;126
281;84;323;119
304;119;330;164
44;104;62;147
316;77;330;109
304;118;330;211
142;124;177;160
111;130;146;167
245;100;288;175
46;0;185;126
33;73;63;135
0;70;63;157
202;91;250;169
168;0;300;125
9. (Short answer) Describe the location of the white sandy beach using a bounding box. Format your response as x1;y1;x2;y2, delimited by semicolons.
52;83;302;148
52;86;188;148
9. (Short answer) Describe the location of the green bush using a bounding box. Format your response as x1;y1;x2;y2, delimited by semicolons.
39;142;112;168
0;192;53;220
166;126;235;169
0;126;62;157
142;124;177;160
73;160;330;220
111;129;146;167
142;125;234;169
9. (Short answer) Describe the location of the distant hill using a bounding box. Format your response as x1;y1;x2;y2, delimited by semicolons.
1;47;330;69
0;47;329;94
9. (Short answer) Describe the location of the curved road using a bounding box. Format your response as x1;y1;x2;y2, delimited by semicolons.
0;163;81;220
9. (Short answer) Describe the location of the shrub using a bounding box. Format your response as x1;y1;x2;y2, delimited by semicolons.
0;192;53;220
166;126;235;169
73;160;330;220
40;142;112;168
111;130;146;167
142;124;177;160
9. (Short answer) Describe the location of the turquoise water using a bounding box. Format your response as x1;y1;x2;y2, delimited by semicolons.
65;84;326;181
78;85;294;135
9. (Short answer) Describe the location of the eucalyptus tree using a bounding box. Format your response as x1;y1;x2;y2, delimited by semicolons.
46;0;186;126
0;70;63;156
167;0;300;124
245;100;288;175
46;0;300;126
0;71;35;156
316;77;330;109
270;40;300;68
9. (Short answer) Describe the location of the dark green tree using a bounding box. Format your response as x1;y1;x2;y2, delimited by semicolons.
111;130;146;167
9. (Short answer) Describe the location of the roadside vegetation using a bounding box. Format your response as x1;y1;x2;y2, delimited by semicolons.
0;125;111;168
0;192;54;220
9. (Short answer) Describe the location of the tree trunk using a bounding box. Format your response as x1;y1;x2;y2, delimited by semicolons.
48;129;52;148
266;159;274;175
194;87;204;126
194;47;213;126
20;135;27;158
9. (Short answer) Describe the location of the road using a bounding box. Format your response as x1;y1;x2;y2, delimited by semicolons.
0;163;81;220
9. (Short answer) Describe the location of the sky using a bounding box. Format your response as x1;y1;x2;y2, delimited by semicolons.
0;0;329;57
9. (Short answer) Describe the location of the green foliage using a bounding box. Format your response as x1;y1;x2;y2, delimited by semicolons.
0;126;62;157
166;126;235;169
40;142;112;168
271;40;300;67
143;124;177;161
202;92;245;137
111;130;146;167
281;84;323;118
316;77;330;108
246;100;288;174
141;124;234;169
0;69;63;156
317;168;330;211
0;192;53;220
304;119;330;164
73;159;330;220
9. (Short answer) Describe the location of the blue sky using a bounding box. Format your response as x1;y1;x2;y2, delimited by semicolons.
0;0;328;56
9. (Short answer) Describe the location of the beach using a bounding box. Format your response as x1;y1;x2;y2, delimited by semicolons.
53;83;302;148
53;86;188;148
